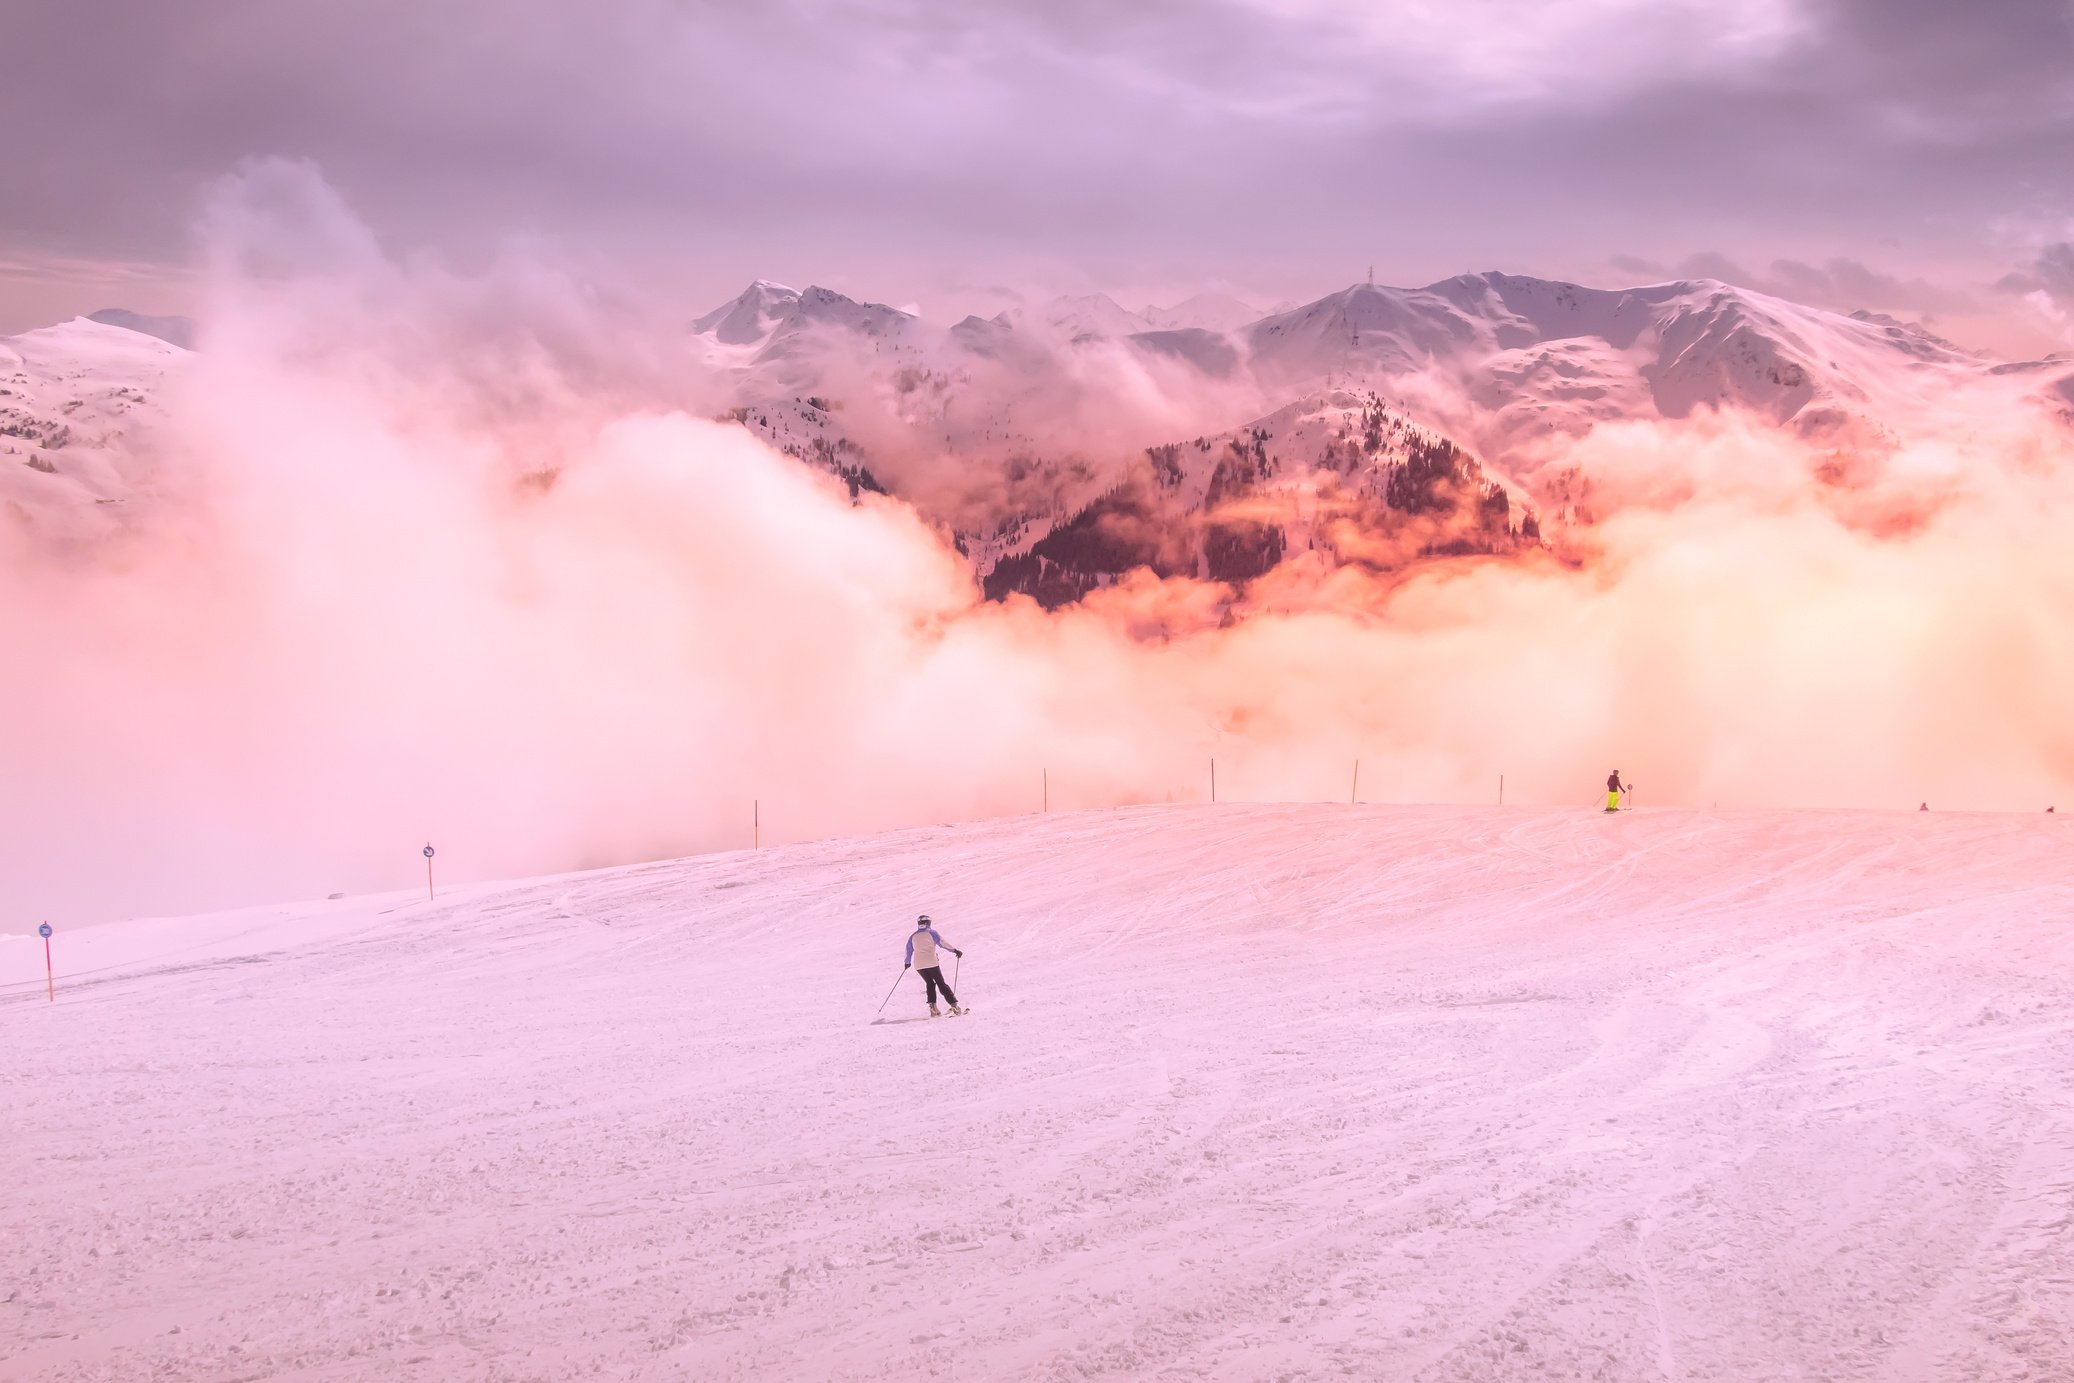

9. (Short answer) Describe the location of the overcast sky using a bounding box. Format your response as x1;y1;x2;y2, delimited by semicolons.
3;0;2071;352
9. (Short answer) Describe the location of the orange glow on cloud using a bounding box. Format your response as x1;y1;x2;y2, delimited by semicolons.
6;165;2074;922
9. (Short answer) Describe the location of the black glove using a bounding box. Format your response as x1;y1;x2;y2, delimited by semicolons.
904;963;911;970
954;950;964;957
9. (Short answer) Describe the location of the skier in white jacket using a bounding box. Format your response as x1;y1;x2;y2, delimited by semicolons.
904;915;963;1016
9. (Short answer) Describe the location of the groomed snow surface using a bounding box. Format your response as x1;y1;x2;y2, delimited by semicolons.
5;805;2073;1381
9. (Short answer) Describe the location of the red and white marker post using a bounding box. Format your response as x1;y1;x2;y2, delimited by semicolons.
39;921;53;1001
423;843;436;902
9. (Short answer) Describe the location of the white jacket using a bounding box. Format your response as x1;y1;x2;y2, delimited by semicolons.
905;926;953;969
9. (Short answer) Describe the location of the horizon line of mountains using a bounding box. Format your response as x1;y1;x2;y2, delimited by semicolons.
685;269;2074;605
8;271;2071;609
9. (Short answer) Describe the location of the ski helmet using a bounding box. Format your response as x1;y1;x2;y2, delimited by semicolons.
916;913;931;926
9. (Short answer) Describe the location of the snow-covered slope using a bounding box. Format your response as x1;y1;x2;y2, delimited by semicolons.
7;803;2072;1380
719;395;889;500
0;316;186;543
1245;272;1993;459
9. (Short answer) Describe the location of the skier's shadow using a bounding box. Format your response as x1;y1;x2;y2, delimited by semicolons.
869;1016;934;1026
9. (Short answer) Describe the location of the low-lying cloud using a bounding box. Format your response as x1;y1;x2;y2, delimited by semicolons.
7;164;2074;924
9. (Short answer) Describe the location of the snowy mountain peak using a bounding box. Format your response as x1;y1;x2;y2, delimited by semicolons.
692;280;803;345
693;282;920;386
791;285;917;335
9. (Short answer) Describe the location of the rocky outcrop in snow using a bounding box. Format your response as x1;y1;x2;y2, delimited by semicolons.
977;391;1533;607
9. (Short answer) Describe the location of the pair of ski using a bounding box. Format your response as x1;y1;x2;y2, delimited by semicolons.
873;960;972;1024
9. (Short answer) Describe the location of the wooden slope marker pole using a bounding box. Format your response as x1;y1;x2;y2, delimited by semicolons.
1351;759;1360;805
40;922;54;1002
1211;757;1217;804
422;843;436;902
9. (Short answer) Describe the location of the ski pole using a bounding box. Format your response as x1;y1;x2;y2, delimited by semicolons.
953;951;961;990
875;968;907;1015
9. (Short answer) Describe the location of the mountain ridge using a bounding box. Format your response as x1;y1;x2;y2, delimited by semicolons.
687;269;2069;601
12;273;2072;609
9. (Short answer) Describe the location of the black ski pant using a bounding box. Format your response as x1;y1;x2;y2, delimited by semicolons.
918;965;957;1007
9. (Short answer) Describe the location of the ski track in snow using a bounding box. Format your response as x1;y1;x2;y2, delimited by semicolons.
4;804;2073;1381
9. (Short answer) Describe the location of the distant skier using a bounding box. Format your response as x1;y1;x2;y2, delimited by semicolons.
904;914;963;1016
1605;770;1626;813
